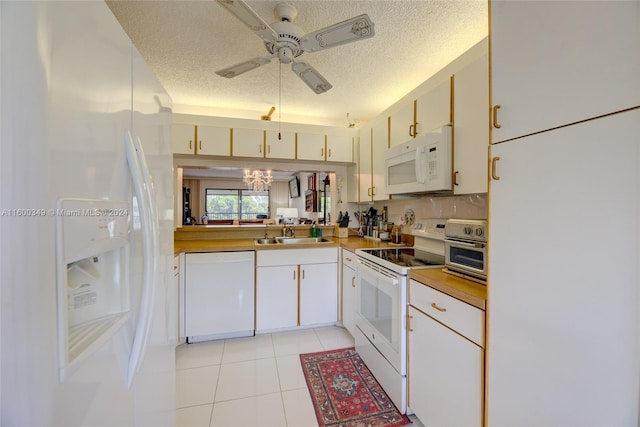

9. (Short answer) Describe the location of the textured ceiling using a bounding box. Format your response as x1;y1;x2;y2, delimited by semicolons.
108;0;487;128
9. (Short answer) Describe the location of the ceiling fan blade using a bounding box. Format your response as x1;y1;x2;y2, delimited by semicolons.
216;0;278;42
291;61;332;94
216;56;273;78
300;14;375;53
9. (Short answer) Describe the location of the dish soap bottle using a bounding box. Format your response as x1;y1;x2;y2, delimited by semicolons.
311;222;318;237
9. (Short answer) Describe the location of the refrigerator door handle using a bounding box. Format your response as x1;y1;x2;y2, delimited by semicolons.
124;132;159;388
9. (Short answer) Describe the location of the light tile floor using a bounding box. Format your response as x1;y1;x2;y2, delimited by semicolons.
175;326;355;427
176;325;424;427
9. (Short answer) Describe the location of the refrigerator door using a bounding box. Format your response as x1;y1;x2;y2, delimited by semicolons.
1;2;175;425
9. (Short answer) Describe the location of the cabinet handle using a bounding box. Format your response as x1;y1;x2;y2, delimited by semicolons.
321;147;324;158
491;156;501;180
328;148;332;158
293;270;296;280
408;314;413;332
453;170;459;186
367;187;372;197
199;140;202;150
409;124;414;138
431;302;447;312
302;269;305;280
492;105;502;129
351;276;355;288
414;122;420;136
259;144;262;153
371;186;376;196
267;144;271;154
345;257;352;262
189;140;193;150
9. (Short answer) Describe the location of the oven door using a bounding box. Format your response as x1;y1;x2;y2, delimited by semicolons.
355;258;407;375
445;239;487;280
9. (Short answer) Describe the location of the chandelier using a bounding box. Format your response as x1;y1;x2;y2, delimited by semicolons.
243;169;273;192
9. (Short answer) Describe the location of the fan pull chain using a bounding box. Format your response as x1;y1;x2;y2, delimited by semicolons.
278;62;282;140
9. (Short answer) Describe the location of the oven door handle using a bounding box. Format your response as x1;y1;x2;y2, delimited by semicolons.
446;239;485;249
358;261;400;285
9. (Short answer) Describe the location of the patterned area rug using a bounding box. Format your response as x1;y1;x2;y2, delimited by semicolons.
300;347;411;427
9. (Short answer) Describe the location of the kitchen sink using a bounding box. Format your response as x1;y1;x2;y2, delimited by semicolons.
276;237;331;244
255;237;332;245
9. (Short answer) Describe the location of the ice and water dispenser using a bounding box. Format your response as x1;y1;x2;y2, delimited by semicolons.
55;198;130;381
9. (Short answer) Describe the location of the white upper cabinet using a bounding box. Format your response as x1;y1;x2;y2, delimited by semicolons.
389;78;453;147
359;118;389;202
197;125;231;156
326;135;353;163
371;118;388;201
389;101;415;147
490;0;640;143
172;124;196;154
232;128;264;158
173;124;231;156
358;127;372;202
453;54;489;194
297;132;325;161
415;77;452;136
265;130;295;159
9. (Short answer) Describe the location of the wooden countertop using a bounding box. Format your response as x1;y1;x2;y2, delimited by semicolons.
174;236;410;255
409;269;487;310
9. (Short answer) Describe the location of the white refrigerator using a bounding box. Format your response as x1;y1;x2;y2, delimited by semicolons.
1;1;176;425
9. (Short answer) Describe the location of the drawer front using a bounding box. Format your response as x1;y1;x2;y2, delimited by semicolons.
409;279;483;347
342;249;358;270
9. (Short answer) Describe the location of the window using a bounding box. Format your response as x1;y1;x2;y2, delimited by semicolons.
205;189;269;220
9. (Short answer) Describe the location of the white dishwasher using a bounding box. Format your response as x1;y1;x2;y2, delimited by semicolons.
185;251;255;342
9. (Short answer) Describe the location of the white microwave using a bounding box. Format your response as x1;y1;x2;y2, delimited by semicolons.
384;125;452;195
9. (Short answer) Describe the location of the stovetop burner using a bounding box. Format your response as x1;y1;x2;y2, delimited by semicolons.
355;218;447;275
360;248;444;267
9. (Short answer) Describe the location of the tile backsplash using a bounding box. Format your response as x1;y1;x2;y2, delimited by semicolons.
343;193;487;231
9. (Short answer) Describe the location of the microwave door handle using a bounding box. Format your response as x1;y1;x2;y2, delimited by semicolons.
415;147;426;183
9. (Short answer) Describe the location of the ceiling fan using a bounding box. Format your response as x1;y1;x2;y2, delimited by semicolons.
215;0;375;94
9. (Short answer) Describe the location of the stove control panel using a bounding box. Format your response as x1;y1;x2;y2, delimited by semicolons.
410;219;447;241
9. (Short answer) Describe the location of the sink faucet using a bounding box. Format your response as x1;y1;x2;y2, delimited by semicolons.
283;225;295;238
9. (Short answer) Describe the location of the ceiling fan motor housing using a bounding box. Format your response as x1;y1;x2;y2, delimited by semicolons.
265;21;304;60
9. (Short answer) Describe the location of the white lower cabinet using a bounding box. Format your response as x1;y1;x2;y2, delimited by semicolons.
256;265;298;330
408;279;484;427
341;249;357;337
256;248;337;332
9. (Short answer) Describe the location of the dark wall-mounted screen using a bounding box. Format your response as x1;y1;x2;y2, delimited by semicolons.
289;176;300;198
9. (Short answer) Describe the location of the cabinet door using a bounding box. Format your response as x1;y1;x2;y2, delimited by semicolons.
488;110;640;425
265;130;295;159
299;263;337;326
491;1;640;143
453;54;489;194
389;101;415;146
408;306;482;427
326;134;353;163
232;128;264;158
256;265;298;331
341;255;357;337
197;125;230;156
371;118;388;201
358;127;373;202
297;132;326;161
416;77;452;135
172;124;196;154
